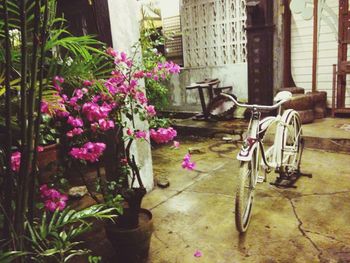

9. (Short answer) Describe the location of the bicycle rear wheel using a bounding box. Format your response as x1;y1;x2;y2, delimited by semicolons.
280;110;303;173
235;160;255;233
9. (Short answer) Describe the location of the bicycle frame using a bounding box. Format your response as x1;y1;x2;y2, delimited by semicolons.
220;91;295;172
237;108;285;170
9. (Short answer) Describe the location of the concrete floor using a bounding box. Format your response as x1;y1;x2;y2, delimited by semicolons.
144;136;350;263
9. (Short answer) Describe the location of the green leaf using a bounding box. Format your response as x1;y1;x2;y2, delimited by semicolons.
0;251;27;263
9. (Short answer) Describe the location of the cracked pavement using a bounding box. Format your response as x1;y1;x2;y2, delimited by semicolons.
144;137;350;262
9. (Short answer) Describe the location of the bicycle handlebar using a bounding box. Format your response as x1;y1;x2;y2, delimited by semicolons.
220;93;290;111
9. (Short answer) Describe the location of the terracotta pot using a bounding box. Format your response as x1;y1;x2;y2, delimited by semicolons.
37;143;60;184
105;208;154;263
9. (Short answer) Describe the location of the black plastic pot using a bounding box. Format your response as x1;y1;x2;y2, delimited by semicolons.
105;208;154;263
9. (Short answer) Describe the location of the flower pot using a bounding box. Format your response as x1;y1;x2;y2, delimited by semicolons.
37;143;60;184
105;208;154;263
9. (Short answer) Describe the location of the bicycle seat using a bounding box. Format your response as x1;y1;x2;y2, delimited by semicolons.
273;91;292;103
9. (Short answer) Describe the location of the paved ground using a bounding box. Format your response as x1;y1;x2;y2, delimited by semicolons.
144;136;350;263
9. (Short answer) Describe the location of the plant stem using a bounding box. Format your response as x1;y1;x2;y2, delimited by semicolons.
29;0;49;224
125;139;144;189
15;0;29;250
18;0;41;241
2;0;14;248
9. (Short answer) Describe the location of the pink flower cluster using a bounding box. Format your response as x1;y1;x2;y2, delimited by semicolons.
11;151;21;172
10;147;44;173
82;102;114;122
53;76;64;92
150;127;177;144
40;184;68;212
182;153;196;171
69;142;106;163
66;116;84;137
145;105;156;117
41;101;49;114
157;61;181;74
126;129;148;140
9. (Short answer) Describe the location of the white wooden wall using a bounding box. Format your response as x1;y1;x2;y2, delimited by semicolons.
291;0;350;107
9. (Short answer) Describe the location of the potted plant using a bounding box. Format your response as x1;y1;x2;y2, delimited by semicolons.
45;44;179;261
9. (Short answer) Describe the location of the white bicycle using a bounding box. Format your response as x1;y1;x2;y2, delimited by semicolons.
222;91;309;233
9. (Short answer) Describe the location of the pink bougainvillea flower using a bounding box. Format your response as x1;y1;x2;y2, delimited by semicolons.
145;72;152;78
69;142;106;163
40;184;68;211
150;127;177;144
83;80;93;87
145;105;156;117
194;250;202;257
59;94;68;104
53;76;64;92
56;194;68;211
98;119;115;131
135;91;148;105
37;146;44;152
182;153;196;171
56;199;67;211
120;51;127;62
66;127;84;138
11;151;21;172
55;109;69;118
126;128;133;136
44;200;57;212
107;47;118;57
67;116;83;128
41;101;49;114
82;102;113;122
126;60;133;68
172;141;180;149
40;184;49;196
135;130;147;139
134;70;145;78
54;76;64;84
74;89;84;99
120;158;128;166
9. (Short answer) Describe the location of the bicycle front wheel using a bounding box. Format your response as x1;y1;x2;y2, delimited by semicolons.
235;161;255;233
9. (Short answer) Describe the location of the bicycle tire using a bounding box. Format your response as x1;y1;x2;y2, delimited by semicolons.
235;160;255;233
280;110;303;173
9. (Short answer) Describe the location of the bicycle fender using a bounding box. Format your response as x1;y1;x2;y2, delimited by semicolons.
237;140;258;161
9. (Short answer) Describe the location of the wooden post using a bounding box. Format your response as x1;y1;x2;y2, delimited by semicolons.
312;0;318;93
332;64;336;117
283;0;296;88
